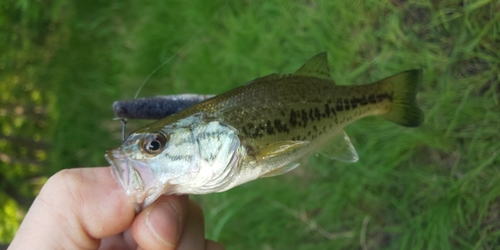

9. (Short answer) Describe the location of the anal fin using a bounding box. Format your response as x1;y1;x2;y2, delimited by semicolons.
317;130;359;162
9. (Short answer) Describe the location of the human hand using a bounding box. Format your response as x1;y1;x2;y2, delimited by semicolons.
8;167;224;250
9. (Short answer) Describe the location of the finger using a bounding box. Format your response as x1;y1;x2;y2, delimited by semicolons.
99;229;137;250
98;234;128;250
177;200;206;250
132;195;188;250
9;167;136;249
123;228;138;249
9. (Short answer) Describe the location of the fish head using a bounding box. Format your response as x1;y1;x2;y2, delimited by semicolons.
105;114;241;209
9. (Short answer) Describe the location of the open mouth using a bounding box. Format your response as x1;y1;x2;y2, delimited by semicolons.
105;149;145;195
105;149;165;209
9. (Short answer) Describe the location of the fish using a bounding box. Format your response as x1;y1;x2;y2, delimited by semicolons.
105;52;424;209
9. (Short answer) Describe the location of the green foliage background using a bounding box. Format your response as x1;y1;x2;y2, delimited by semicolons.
1;0;499;249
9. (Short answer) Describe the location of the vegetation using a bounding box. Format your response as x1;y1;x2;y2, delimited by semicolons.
1;0;499;249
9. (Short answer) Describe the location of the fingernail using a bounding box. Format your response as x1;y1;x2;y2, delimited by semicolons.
146;201;181;247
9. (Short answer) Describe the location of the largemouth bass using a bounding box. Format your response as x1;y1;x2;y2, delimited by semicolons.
105;52;424;208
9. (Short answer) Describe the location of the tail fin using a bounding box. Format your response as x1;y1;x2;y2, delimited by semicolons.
379;69;424;127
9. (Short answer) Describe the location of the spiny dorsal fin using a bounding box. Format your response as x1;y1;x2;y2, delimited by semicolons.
245;73;283;85
317;130;359;162
294;52;333;80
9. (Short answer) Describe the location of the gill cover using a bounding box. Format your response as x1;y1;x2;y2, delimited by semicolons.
143;114;241;199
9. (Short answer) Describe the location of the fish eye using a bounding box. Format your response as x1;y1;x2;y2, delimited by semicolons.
142;133;168;154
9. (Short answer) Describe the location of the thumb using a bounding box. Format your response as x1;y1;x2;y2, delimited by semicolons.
9;167;136;249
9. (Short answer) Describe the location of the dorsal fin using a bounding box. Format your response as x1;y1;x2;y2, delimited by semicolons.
294;52;332;80
245;73;283;85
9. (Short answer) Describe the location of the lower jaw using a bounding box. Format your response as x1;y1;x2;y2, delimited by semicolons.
105;149;132;192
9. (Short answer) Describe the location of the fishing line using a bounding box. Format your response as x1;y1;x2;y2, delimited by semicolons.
133;2;229;99
119;2;229;140
133;33;201;99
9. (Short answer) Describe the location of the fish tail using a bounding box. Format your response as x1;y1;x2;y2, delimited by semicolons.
378;69;424;127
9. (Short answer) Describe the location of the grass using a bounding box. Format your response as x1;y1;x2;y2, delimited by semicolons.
1;0;499;248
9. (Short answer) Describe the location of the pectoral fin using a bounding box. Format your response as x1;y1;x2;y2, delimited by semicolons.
255;140;310;161
317;130;359;162
260;162;300;178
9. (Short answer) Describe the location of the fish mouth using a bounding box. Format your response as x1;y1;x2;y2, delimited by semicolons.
106;149;164;209
105;149;144;195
